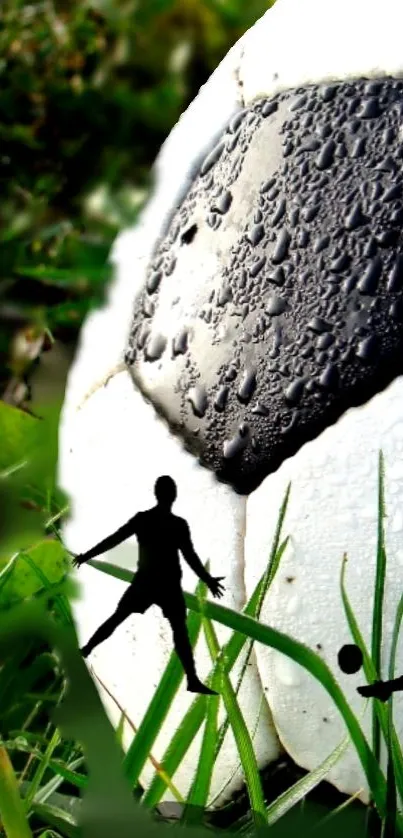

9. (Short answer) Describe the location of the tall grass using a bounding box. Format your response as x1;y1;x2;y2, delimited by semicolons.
1;450;402;837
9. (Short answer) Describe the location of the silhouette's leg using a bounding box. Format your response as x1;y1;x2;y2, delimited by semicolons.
168;611;218;696
170;615;197;680
81;609;126;658
81;580;150;658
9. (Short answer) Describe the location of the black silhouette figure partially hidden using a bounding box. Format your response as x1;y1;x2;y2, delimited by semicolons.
338;643;403;702
357;677;403;702
72;475;225;696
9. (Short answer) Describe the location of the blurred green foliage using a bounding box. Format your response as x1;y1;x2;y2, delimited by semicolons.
0;399;65;562
0;0;273;404
0;2;276;834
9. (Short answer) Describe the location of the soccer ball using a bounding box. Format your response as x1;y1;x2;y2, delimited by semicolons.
59;0;403;810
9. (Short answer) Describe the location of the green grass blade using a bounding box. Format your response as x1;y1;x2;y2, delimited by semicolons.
19;552;72;627
181;666;221;827
215;534;289;764
39;759;87;793
141;696;207;809
214;480;290;761
0;746;33;838
24;728;61;813
184;593;397;828
340;553;403;801
30;802;79;838
238;729;354;834
122;577;206;788
209;494;291;809
384;708;397;838
3;741;86;797
92;666;184;803
0;556;18;595
372;450;387;765
266;730;353;828
202;615;267;829
89;536;286;808
87;560;132;582
116;712;125;749
140;553;288;809
255;483;292;612
209;692;267;809
33;760;86;806
86;538;396;825
383;590;403;834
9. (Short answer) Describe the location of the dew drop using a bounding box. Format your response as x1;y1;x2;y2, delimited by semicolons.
260;177;276;194
212;190;233;214
262;100;278;117
228;109;247;133
137;322;150;349
297;229;310;248
165;254;176;276
200;140;225;175
237;368;256;403
390;299;403;321
358;97;380;118
319;363;339;389
356;334;379;361
188;384;208;418
383;183;402;202
181;223;198;245
274;654;302;688
272;198;286;226
214;386;229;412
319;84;337;102
145;333;166;362
248;223;265;246
251;401;270;416
300;138;320;153
344;203;367;230
317;333;335;350
216;284;232;306
350;136;366;158
250;256;266;278
313;234;330;254
357;255;382;295
290;93;308;112
266;294;287;316
225;365;237;382
142;297;155;317
363;238;378;258
223;430;249;459
302;204;320;223
272;229;291;264
285;378;305;405
307;316;332;334
172;328;188;356
147;270;162;294
316;139;336;170
268;266;286;286
376;155;398;174
329;252;350;272
387;254;403;292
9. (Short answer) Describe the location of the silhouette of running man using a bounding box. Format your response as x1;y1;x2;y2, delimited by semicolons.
72;475;225;695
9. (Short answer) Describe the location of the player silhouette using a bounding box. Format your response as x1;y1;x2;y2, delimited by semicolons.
72;475;225;695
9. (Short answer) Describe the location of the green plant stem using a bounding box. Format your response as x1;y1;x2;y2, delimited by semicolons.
0;745;33;838
372;451;387;766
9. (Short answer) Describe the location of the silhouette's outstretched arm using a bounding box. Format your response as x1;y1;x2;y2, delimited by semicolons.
358;675;403;701
73;514;139;565
180;522;211;584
